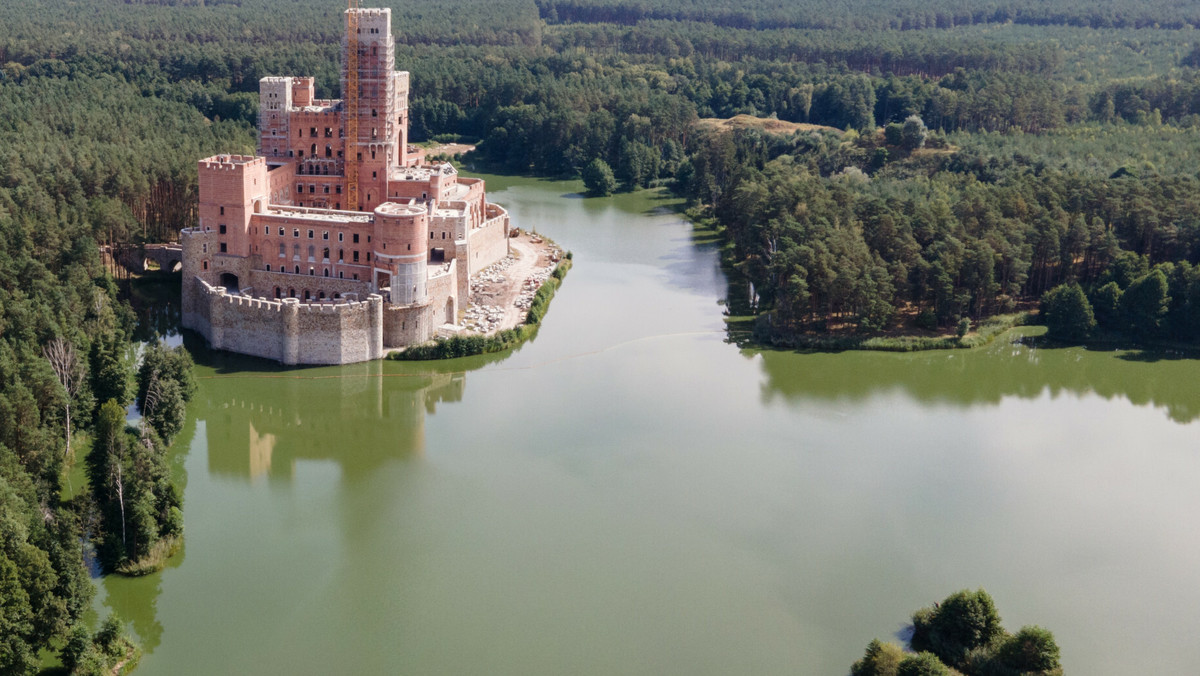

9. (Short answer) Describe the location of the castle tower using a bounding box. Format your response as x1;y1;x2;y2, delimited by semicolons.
258;77;293;160
342;8;400;213
198;155;269;261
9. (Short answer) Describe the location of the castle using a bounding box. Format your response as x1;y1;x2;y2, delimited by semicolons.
181;7;511;365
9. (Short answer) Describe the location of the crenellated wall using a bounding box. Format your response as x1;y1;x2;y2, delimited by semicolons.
187;277;384;365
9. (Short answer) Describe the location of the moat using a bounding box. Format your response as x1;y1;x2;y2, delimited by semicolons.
103;174;1200;675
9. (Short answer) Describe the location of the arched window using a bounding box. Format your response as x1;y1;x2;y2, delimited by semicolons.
293;244;300;259
338;248;344;261
307;245;315;260
319;292;326;300
311;143;317;156
323;268;329;277
288;288;295;297
279;243;285;257
274;287;281;298
294;265;299;274
265;264;271;272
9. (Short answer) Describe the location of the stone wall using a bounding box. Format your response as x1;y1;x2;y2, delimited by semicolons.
466;209;511;276
186;277;384;365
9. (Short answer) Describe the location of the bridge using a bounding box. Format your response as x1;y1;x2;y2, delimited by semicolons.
104;243;184;275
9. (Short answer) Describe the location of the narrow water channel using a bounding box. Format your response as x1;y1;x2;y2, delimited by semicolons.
104;175;1200;674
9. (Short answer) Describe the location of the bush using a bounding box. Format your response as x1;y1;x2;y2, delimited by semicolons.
582;157;617;196
897;652;952;676
1090;281;1123;329
912;589;1005;668
1041;282;1095;341
852;639;906;676
996;626;1061;673
956;317;971;338
915;308;938;330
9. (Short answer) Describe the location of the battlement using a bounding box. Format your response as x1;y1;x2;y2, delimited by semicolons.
200;155;264;171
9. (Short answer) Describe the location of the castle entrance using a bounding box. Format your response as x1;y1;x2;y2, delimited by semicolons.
219;272;240;294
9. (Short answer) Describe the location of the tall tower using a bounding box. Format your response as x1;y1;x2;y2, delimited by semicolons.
342;7;399;213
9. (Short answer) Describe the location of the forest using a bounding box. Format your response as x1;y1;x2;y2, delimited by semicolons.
2;0;1200;668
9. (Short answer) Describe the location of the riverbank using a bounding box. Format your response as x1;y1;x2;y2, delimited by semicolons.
389;251;572;360
681;207;1045;353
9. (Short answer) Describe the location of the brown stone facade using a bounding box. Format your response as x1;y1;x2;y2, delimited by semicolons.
182;7;511;365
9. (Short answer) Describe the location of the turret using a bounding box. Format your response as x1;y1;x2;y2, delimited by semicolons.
197;155;270;259
374;202;428;305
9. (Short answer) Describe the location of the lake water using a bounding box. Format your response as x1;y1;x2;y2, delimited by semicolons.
102;174;1200;674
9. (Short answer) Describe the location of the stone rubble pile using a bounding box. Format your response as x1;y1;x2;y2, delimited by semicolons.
462;303;505;333
512;263;559;311
469;255;516;293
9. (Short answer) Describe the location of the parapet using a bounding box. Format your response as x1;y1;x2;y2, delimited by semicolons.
199;154;265;171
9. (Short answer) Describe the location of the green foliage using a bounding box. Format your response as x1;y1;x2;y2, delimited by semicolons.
956;317;972;339
852;639;906;676
136;343;197;445
901;115;928;150
897;652;952;676
1042;282;1096;341
1090;281;1123;330
1120;269;1171;340
582;158;618;196
912;589;1005;669
996;626;1062;674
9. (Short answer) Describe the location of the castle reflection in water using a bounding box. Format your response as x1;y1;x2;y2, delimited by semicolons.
201;361;465;480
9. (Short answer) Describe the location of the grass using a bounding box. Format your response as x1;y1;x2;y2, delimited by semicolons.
754;312;1036;352
115;535;182;577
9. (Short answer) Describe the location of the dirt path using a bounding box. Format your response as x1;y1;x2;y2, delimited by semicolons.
462;231;562;334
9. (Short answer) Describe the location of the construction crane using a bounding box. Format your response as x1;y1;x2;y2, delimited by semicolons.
345;0;360;211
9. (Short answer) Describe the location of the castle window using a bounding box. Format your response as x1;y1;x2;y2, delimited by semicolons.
297;184;303;193
219;224;227;234
294;266;299;274
308;245;315;260
338;233;344;242
325;145;332;158
442;232;446;239
309;185;315;194
367;236;371;243
293;244;300;259
322;248;329;260
353;233;359;243
323;231;329;240
307;230;314;239
336;186;342;194
279;243;285;257
353;274;359;280
324;185;330;194
203;260;209;270
325;127;333;138
266;264;271;272
219;242;227;253
338;272;343;279
220;206;225;215
338;249;344;261
372;171;377;179
353;251;359;262
310;127;317;137
366;252;371;262
372;109;377;117
311;143;317;156
293;229;299;238
289;287;295;296
309;268;314;276
289;150;294;158
324;269;329;277
319;291;326;299
430;232;433;239
279;227;285;236
275;287;281;299
202;244;207;253
298;129;302;138
407;244;411;251
382;242;386;250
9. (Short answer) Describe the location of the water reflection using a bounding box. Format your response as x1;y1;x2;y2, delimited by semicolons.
754;335;1200;424
200;360;466;481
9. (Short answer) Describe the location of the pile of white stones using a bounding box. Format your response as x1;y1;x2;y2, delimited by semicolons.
462;303;505;333
469;255;516;293
512;263;558;311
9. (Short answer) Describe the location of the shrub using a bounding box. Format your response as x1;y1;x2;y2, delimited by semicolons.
852;639;906;676
915;308;938;330
956;317;971;338
996;626;1061;674
897;652;952;676
1042;282;1095;341
912;589;1005;668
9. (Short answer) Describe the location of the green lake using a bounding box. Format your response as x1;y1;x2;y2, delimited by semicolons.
102;174;1200;674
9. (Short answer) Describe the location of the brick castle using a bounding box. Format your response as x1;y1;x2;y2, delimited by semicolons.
181;7;511;365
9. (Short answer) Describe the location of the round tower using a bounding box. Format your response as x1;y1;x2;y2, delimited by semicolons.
374;202;428;305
